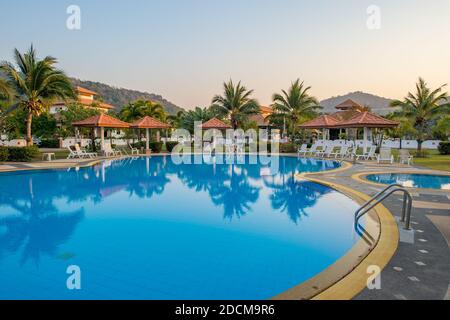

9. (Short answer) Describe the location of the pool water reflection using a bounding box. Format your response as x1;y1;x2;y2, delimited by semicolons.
0;156;360;300
367;173;450;190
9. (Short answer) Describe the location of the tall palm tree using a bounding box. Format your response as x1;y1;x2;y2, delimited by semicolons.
0;78;14;101
0;45;75;146
391;77;450;153
211;80;259;130
179;107;216;133
120;100;166;122
167;110;185;128
271;79;320;140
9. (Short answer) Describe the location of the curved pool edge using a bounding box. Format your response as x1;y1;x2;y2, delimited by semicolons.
273;175;399;300
353;170;450;193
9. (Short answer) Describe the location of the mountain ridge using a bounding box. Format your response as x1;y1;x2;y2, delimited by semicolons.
320;91;397;115
70;78;184;114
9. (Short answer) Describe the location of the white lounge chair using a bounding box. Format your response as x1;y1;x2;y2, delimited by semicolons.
203;143;212;155
103;143;122;157
74;144;97;159
298;144;308;156
399;149;414;165
316;145;334;158
331;146;349;159
128;142;140;155
356;146;377;161
377;148;394;164
66;146;81;159
236;143;244;154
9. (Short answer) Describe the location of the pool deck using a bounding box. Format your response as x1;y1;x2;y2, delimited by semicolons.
0;155;449;300
305;161;450;300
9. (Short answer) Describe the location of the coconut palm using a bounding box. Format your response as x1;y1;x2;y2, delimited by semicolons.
391;78;450;153
271;79;320;140
120;100;166;122
211;80;259;130
167;110;185;128
180;107;216;133
0;78;14;101
0;45;75;146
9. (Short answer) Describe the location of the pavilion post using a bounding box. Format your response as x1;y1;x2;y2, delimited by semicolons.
146;128;150;155
363;127;368;154
156;130;160;142
100;127;105;153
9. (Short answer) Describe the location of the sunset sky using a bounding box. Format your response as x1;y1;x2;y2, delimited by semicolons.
1;0;450;109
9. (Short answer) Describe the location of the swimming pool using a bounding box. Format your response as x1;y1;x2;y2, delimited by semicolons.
366;173;450;190
0;155;362;300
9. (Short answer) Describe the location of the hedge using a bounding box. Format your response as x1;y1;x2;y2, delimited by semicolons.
165;141;179;153
39;139;60;148
0;146;40;162
438;141;450;155
131;141;164;153
279;143;297;153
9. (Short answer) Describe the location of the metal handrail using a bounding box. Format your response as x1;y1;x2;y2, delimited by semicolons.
355;184;413;230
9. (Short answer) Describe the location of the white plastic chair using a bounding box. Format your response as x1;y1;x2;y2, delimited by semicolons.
377;148;394;164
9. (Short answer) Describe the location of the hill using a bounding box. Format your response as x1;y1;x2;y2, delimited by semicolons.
70;78;184;114
320;91;397;115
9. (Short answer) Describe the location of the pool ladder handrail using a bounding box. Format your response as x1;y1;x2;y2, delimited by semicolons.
355;184;413;230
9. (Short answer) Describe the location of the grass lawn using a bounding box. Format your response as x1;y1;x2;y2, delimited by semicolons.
413;151;450;172
33;149;70;161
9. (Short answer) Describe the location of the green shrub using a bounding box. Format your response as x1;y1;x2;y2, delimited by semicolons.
0;147;9;162
149;142;163;153
438;141;450;155
39;139;60;148
279;143;297;153
7;146;40;162
165;141;179;153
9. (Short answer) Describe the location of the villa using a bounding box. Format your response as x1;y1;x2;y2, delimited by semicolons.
49;86;115;114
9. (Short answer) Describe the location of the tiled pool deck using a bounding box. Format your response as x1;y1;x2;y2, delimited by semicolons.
306;162;450;300
0;155;449;300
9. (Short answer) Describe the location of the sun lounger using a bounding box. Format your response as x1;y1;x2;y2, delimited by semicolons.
297;144;308;156
356;146;377;161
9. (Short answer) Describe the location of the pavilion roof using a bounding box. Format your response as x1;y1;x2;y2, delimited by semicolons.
335;99;364;110
332;112;399;128
200;118;232;129
130;116;171;129
72;114;130;128
299;115;340;129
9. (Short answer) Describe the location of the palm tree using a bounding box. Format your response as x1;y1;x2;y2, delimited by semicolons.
391;78;450;153
271;79;320;141
167;110;185;128
211;80;259;129
179;107;216;133
0;78;14;101
120;100;166;122
0;45;75;146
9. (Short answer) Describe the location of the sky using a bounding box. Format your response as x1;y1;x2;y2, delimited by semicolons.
1;0;450;109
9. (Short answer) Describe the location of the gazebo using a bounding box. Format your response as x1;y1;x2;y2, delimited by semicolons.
72;114;130;153
299;115;340;141
199;118;232;150
332;112;399;153
130;116;171;154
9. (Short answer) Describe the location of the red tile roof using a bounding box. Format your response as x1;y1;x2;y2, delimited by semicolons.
72;114;130;128
299;115;340;129
77;86;98;96
332;112;399;128
130;116;171;129
200;118;232;129
335;99;364;110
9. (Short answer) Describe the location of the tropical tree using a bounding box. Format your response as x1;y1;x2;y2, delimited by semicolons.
391;78;450;153
0;78;14;102
167;110;185;128
433;115;450;140
211;80;260;130
179;107;217;133
119;100;166;122
271;79;321;140
0;45;75;146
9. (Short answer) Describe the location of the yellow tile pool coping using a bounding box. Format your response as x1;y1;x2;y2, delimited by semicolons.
352;170;450;193
272;170;399;300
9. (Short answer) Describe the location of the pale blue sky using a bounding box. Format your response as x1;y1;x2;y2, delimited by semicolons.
1;0;450;109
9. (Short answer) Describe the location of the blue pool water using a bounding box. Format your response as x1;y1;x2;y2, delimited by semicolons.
0;156;360;300
367;173;450;190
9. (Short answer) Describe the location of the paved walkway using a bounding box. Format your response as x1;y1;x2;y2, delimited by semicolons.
308;161;450;300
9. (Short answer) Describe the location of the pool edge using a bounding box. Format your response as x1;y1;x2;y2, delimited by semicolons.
273;175;399;300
